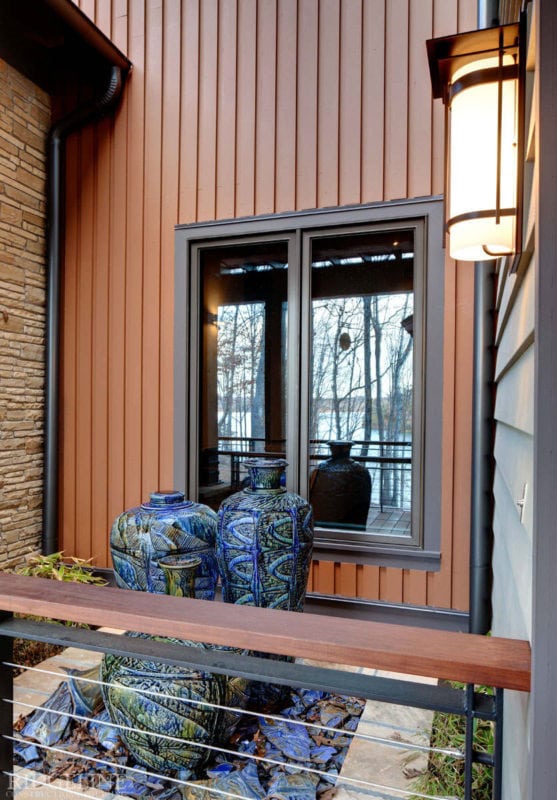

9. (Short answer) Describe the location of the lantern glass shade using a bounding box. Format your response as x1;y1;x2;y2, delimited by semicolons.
427;22;522;263
447;55;519;261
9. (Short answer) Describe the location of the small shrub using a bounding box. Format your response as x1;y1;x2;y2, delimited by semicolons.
14;551;107;585
10;551;107;669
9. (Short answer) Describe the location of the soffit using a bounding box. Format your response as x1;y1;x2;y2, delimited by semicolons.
0;0;130;96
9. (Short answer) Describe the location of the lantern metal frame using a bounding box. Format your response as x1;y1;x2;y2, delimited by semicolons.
427;19;525;266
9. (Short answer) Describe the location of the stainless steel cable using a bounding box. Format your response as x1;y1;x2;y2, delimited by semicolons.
8;662;465;760
6;734;460;800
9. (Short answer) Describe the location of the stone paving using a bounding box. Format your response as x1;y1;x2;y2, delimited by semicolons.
13;645;107;799
335;670;435;800
11;645;435;800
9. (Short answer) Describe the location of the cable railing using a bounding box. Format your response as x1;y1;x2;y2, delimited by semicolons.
0;574;531;800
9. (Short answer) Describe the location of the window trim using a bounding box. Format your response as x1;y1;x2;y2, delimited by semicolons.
174;197;445;571
299;221;424;549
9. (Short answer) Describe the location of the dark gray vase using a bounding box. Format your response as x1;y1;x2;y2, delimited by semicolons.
310;441;371;527
109;490;218;600
216;459;314;611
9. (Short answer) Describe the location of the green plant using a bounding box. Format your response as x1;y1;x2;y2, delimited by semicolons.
14;551;107;585
411;683;494;800
10;552;107;670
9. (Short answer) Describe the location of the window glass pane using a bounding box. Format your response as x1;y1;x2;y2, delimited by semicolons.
199;242;288;509
309;230;414;538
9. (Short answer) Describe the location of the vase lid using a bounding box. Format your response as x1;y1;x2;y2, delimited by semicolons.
141;490;193;510
328;441;353;457
158;554;202;570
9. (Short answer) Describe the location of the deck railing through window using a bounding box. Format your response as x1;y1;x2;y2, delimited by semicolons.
215;436;412;513
0;574;530;800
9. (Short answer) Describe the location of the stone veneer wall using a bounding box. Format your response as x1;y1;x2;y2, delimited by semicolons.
0;60;50;566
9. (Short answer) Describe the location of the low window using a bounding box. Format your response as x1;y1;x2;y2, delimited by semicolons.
175;200;444;568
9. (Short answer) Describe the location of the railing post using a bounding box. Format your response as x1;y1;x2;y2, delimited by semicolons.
464;683;475;800
492;688;504;800
0;612;13;800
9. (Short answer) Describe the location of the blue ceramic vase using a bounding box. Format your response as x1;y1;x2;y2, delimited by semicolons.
109;490;218;600
101;553;250;775
101;635;249;775
216;459;314;611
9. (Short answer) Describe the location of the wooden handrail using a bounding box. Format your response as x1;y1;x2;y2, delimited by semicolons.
0;573;530;692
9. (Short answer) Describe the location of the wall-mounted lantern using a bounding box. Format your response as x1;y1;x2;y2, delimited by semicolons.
427;22;523;262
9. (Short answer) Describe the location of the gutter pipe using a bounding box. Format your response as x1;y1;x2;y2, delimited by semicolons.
43;54;129;554
469;262;496;633
469;0;499;634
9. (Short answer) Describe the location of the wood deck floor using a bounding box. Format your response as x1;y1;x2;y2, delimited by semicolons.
367;505;411;536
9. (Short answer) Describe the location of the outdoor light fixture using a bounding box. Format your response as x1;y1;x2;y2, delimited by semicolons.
427;22;523;262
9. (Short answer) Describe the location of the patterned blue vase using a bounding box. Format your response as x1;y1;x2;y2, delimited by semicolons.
216;459;314;611
101;635;250;775
110;490;218;600
101;555;249;775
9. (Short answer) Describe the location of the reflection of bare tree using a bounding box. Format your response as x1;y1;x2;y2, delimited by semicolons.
311;304;335;441
311;293;413;509
217;292;413;510
218;305;239;436
217;303;265;440
252;336;265;440
371;295;413;506
362;296;373;457
371;295;385;452
312;298;366;441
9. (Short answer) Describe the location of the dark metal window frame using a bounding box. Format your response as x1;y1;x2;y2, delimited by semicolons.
174;197;445;570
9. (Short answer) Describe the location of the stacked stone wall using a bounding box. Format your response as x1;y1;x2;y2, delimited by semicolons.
0;60;50;565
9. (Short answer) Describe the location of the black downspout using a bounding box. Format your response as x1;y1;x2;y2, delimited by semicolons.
42;66;125;555
469;264;496;634
469;0;499;634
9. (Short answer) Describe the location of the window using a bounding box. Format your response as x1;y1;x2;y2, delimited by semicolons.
175;200;444;569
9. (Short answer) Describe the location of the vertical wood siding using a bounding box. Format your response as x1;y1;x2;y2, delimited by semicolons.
61;0;475;613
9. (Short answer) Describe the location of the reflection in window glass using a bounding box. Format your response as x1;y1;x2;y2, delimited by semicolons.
199;242;288;509
217;303;265;441
308;231;414;537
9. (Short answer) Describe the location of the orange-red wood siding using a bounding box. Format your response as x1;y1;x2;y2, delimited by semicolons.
61;0;476;612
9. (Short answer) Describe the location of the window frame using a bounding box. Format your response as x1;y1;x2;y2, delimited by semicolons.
174;198;445;570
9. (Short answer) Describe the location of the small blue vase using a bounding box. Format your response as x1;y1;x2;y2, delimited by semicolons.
216;459;314;611
110;490;218;600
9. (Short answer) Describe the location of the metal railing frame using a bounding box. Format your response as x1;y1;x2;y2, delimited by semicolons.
0;612;505;800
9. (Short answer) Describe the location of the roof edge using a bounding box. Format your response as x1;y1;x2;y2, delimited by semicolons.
43;0;131;71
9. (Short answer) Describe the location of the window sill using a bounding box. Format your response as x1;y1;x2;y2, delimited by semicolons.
312;540;441;571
